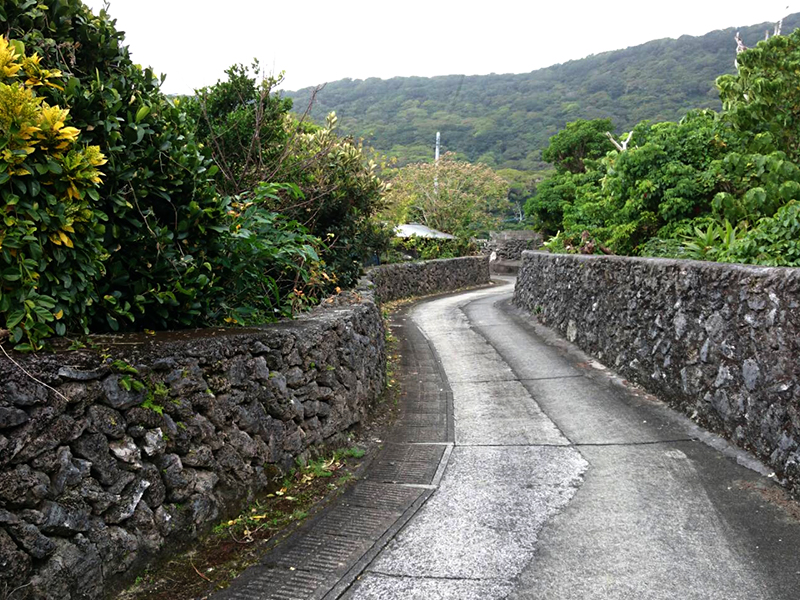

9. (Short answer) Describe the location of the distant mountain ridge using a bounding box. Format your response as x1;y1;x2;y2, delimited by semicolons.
285;14;800;172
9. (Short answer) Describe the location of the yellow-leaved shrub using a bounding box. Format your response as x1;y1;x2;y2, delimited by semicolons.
0;36;107;350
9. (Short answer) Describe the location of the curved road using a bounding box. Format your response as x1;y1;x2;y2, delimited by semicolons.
345;278;800;600
218;278;800;600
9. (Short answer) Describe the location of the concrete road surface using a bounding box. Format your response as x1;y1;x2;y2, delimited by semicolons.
344;278;800;600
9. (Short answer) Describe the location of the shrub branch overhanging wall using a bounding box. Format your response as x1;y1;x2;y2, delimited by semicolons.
513;250;800;496
0;256;489;599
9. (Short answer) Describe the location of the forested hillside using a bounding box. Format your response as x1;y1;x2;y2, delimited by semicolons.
286;14;800;172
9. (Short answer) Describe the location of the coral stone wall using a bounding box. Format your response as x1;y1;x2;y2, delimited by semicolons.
0;256;489;599
0;297;384;598
368;256;490;303
484;231;543;260
514;251;800;497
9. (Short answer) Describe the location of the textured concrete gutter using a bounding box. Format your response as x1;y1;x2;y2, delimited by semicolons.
214;293;466;600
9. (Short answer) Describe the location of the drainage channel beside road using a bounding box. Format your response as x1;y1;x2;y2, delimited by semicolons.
214;302;456;600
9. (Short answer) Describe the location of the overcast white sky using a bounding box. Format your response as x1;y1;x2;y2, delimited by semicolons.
82;1;798;94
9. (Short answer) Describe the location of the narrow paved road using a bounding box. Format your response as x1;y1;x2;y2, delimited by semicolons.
345;278;800;600
218;278;800;600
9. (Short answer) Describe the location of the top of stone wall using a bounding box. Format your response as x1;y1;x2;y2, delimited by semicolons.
1;291;377;391
1;255;489;404
373;255;486;269
490;230;542;241
521;250;800;280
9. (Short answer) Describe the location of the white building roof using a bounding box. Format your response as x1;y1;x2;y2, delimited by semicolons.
394;223;456;239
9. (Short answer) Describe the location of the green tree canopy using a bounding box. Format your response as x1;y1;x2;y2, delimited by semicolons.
527;26;800;264
718;31;800;161
542;118;614;174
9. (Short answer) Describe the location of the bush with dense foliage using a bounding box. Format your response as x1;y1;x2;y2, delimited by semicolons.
3;0;227;337
0;36;107;349
209;183;329;324
185;67;387;288
528;26;800;267
184;62;291;197
276;113;387;285
0;2;343;349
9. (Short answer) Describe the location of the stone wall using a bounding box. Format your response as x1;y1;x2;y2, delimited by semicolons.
514;251;800;497
0;256;489;599
0;297;385;599
484;231;543;260
367;256;490;303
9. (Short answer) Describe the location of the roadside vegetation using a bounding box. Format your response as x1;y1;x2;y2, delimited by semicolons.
4;1;800;352
526;27;800;266
0;0;387;350
0;1;496;352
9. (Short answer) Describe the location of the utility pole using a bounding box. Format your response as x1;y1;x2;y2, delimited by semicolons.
434;131;440;197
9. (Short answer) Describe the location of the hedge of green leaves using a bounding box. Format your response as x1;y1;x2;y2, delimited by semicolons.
3;0;225;338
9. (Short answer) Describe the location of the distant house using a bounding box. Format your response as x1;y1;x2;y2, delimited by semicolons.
394;223;456;239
